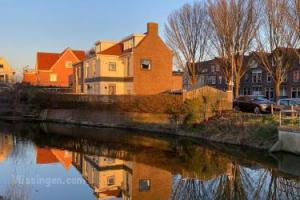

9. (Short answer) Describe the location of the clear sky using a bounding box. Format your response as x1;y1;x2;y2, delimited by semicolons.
0;0;194;76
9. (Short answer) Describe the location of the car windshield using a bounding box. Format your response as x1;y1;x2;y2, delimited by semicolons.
252;96;266;101
290;100;300;106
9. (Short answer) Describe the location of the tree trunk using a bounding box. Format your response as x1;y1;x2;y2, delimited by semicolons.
274;81;281;103
234;75;240;98
188;63;197;86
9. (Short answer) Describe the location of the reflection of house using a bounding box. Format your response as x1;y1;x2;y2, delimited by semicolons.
0;134;13;163
72;152;173;200
0;57;15;83
23;48;85;87
36;147;72;170
72;153;132;200
73;22;183;95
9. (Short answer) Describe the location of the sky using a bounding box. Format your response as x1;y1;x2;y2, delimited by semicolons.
0;0;194;77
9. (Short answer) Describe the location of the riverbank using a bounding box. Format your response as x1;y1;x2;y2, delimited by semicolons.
0;108;278;151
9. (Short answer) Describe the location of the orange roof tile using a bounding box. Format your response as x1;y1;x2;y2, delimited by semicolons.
36;49;86;70
36;148;59;164
37;52;60;71
100;43;124;56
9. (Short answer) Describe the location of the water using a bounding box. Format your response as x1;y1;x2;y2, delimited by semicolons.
0;122;299;200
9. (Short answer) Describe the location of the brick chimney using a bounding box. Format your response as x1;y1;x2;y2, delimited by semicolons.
147;22;158;35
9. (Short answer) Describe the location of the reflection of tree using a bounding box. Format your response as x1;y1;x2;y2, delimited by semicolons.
171;164;300;200
4;178;30;200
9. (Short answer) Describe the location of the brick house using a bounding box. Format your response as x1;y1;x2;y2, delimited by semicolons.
194;52;300;99
73;22;183;95
23;48;85;87
0;57;15;83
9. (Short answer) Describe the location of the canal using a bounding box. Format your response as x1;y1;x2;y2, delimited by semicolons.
0;121;299;200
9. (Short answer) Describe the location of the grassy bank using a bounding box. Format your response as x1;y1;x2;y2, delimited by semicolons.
179;112;278;150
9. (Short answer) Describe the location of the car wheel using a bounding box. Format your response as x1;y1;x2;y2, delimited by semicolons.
254;107;261;114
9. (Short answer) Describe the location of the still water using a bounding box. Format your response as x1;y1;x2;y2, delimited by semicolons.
0;122;299;200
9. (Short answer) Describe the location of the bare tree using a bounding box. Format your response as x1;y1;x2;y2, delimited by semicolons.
208;0;260;97
283;0;300;38
165;2;210;86
255;0;299;102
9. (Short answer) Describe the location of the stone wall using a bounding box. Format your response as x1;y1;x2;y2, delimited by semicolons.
39;109;177;133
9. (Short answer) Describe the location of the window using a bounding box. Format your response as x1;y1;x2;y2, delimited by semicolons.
267;73;272;83
281;87;287;96
198;75;206;85
0;64;3;69
211;65;215;73
252;70;262;83
242;88;251;96
291;87;300;98
265;88;274;99
252;87;262;95
65;61;73;68
108;84;116;95
207;76;216;85
108;62;116;71
107;176;115;186
139;179;151;192
218;76;222;84
50;74;57;82
141;59;151;70
215;65;220;72
201;68;208;73
293;70;300;82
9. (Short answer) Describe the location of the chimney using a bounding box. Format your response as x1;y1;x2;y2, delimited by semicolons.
147;22;158;35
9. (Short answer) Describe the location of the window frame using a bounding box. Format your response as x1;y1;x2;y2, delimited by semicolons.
108;62;117;71
140;59;152;71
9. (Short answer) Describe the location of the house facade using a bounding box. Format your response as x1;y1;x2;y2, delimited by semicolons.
73;23;183;95
194;54;300;99
0;57;15;83
23;48;85;87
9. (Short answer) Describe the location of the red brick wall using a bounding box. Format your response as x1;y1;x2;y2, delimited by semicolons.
23;72;38;85
132;23;174;95
172;74;183;91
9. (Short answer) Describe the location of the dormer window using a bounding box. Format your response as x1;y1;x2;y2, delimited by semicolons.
65;61;73;68
141;59;151;70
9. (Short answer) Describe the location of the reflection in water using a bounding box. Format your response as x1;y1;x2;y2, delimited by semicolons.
0;122;299;200
0;133;13;163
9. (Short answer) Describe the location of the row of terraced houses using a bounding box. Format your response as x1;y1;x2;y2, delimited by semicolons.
191;52;300;99
23;23;183;95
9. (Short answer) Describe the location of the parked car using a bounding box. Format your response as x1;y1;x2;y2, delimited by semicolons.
269;96;288;102
273;98;300;111
233;95;274;114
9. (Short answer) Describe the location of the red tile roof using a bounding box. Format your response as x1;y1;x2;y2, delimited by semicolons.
36;49;86;70
37;52;60;70
100;43;124;56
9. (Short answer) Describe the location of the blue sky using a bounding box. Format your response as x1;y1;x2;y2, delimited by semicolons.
0;0;194;75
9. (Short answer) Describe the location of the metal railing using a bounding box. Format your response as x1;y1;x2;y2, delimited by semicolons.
278;106;300;131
